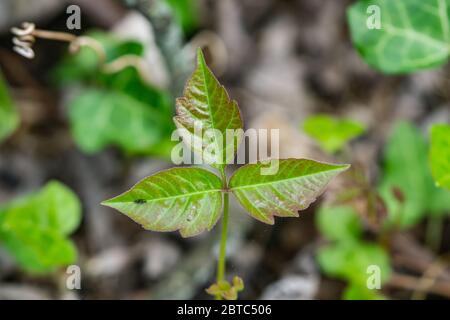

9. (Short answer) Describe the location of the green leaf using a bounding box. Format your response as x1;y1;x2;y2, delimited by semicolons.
229;159;350;224
0;71;19;142
317;206;362;242
0;223;76;274
379;122;450;228
430;124;450;190
102;167;223;238
52;42;100;85
303;114;365;153
0;181;81;273
53;31;145;85
165;0;199;34
174;49;243;170
99;67;172;115
54;31;174;156
69;88;172;155
343;283;385;300
347;0;450;73
317;241;391;286
3;181;81;235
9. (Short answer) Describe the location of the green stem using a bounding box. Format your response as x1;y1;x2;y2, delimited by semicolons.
216;169;229;300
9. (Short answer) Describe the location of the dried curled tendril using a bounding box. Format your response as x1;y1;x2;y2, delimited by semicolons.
11;22;39;59
12;22;85;59
10;22;153;85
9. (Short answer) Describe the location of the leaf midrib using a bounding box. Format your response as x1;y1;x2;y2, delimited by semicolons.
230;167;347;191
199;56;223;160
104;188;222;205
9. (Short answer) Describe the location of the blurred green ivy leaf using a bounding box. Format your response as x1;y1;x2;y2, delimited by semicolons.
317;206;362;242
430;124;450;190
317;204;390;299
0;181;81;273
343;282;385;300
165;0;199;35
0;71;19;142
347;0;450;74
302;114;365;154
379;122;450;228
69;84;172;155
53;31;175;156
317;241;391;287
53;31;145;85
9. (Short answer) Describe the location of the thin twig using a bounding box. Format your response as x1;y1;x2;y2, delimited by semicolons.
411;253;450;300
31;29;77;42
10;22;157;87
387;273;450;299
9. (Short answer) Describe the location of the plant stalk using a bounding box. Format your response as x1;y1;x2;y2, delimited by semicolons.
216;169;229;300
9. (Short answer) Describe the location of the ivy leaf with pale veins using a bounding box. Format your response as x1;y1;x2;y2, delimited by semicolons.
102;167;223;237
430;124;450;190
348;0;450;73
317;241;391;286
174;48;243;171
229;159;350;224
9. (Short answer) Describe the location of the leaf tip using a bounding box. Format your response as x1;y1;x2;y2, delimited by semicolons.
100;199;113;207
196;46;204;58
196;47;207;68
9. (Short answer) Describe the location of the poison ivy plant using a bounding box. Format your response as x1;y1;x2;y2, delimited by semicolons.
302;114;365;154
53;31;175;156
103;49;349;300
430;123;450;190
316;205;390;300
0;70;19;142
379;122;450;228
0;181;81;273
347;0;450;73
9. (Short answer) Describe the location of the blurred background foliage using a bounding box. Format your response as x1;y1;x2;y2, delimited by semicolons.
53;31;175;156
0;0;449;300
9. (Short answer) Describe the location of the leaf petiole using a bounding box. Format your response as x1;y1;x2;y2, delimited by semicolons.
216;168;229;300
